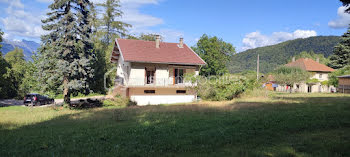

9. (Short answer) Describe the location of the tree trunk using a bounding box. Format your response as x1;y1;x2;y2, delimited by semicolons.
63;76;70;105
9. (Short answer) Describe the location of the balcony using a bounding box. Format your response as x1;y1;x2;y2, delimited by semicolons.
126;77;195;87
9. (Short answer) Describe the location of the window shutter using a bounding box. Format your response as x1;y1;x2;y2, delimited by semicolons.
169;68;174;85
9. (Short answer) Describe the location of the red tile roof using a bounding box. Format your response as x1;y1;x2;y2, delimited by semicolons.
285;58;335;72
116;39;206;65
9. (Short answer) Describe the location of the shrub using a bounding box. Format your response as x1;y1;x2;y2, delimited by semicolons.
306;78;319;84
272;66;310;86
192;74;251;101
241;88;271;98
328;65;350;86
103;95;137;107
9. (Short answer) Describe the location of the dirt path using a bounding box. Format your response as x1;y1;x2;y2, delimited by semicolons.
0;95;106;107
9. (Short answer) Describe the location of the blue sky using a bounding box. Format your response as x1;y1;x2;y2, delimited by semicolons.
0;0;349;51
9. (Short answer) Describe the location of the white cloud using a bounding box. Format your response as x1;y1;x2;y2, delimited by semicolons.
1;0;182;43
241;30;317;51
0;0;24;8
36;0;53;3
0;0;47;40
328;6;350;29
157;29;184;42
88;0;165;37
117;0;183;43
3;32;10;39
119;0;164;32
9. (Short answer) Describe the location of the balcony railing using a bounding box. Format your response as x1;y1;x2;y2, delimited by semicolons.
125;77;195;87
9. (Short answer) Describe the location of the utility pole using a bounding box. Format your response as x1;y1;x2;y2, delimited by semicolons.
257;54;259;81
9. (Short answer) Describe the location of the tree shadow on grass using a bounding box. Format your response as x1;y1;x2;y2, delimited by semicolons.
0;96;350;156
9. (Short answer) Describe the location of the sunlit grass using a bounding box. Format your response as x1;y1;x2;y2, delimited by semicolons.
0;93;349;156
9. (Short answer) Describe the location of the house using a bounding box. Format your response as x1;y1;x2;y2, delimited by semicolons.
110;36;206;105
264;75;278;91
276;58;335;93
337;75;350;93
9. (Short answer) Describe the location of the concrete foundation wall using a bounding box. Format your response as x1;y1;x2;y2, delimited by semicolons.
131;95;196;105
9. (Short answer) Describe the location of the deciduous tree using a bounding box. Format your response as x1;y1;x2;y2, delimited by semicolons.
272;66;310;92
4;48;26;98
192;34;235;76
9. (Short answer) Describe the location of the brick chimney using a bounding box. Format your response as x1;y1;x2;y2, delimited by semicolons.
179;37;184;48
156;35;160;48
316;58;320;63
292;57;295;62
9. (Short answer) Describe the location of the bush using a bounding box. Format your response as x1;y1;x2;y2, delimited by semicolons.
241;88;271;98
272;66;310;86
103;95;137;107
328;65;350;86
193;74;253;101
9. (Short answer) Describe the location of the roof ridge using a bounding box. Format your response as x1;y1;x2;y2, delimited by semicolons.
117;38;183;45
115;38;206;65
286;57;334;72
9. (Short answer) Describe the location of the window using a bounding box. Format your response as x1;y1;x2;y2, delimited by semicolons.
176;90;186;94
319;74;322;79
145;67;155;84
144;90;155;94
174;68;184;84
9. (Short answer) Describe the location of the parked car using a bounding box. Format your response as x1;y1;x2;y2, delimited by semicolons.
24;94;54;106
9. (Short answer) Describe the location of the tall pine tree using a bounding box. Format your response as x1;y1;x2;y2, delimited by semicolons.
96;0;131;45
87;0;131;93
329;26;350;69
0;29;2;53
40;0;94;104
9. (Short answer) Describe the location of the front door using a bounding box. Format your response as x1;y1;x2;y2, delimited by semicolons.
307;85;312;93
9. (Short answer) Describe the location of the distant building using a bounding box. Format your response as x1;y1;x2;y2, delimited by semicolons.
264;75;278;91
337;75;350;93
276;58;335;93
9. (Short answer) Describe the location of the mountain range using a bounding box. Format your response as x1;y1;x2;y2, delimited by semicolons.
228;36;341;73
0;39;40;60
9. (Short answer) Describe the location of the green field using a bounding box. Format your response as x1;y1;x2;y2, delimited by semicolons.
0;93;350;156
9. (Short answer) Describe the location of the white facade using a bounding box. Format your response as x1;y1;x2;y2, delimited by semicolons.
275;72;335;93
113;55;200;105
130;95;196;105
111;38;206;105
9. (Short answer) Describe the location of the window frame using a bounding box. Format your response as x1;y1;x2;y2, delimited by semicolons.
176;90;186;94
174;68;184;84
144;90;155;94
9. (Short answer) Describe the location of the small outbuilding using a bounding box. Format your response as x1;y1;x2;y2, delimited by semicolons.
337;75;350;93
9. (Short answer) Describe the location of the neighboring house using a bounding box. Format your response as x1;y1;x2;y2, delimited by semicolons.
264;75;278;91
276;58;335;93
110;36;206;105
337;75;350;93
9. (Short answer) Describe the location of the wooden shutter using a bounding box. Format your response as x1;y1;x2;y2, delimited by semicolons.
169;67;174;85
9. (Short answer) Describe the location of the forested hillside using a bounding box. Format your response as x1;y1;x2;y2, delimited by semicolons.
228;36;341;73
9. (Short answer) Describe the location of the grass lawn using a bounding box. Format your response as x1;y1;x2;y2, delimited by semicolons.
0;93;350;156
